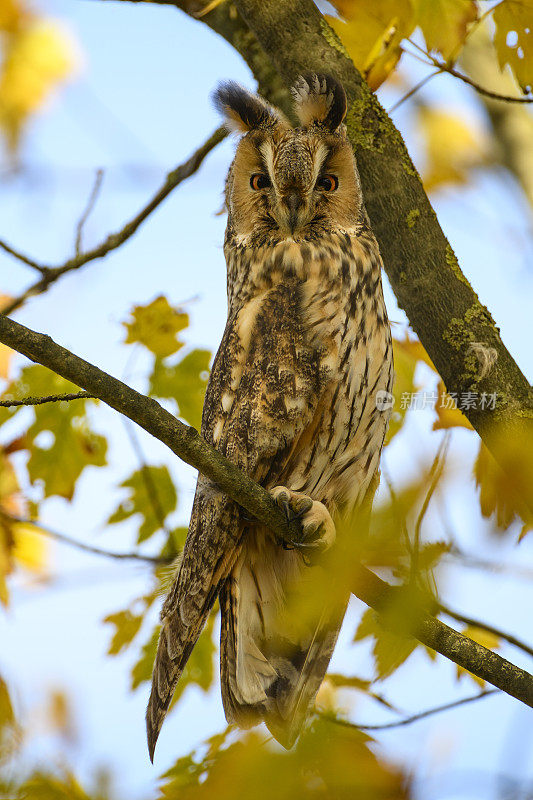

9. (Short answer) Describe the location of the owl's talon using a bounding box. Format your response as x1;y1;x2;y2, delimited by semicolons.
269;486;336;560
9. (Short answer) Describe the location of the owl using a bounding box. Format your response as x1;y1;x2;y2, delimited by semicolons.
146;74;393;759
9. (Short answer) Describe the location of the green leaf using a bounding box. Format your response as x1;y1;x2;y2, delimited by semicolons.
150;349;211;431
11;771;93;800
0;677;14;730
107;465;177;544
131;625;159;690
123;296;189;357
0;365;106;500
104;610;143;656
353;597;420;681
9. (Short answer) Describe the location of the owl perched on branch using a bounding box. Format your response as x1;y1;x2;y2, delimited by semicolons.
147;74;393;759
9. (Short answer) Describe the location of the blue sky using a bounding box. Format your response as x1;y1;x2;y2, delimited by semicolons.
1;1;532;798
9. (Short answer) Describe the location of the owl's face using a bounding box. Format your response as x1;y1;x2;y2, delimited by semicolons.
215;76;363;244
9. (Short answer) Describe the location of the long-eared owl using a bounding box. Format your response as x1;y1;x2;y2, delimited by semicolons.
147;74;393;759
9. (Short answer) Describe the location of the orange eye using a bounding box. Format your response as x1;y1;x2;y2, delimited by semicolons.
316;174;338;191
250;173;270;190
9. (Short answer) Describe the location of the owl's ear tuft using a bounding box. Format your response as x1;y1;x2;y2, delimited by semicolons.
292;74;347;132
213;81;284;134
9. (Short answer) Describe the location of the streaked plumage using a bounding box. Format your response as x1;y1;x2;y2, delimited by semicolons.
147;74;393;759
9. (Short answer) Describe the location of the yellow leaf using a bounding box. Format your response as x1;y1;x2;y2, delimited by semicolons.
0;453;21;514
394;333;436;372
0;18;79;150
385;335;435;444
418;107;488;191
0;0;27;34
0;344;13;380
124;296;189;357
433;380;474;431
413;0;478;59
11;521;48;573
493;0;533;93
47;689;77;742
474;436;533;536
327;0;415;89
104;609;143;656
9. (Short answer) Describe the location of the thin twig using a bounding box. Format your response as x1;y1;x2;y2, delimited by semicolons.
438;602;533;659
445;545;533;581
122;417;174;537
75;169;105;256
410;432;450;582
5;514;169;564
0;391;96;407
323;689;498;732
0;127;226;315
0;240;46;273
404;39;533;104
387;70;440;114
381;460;412;557
326;673;403;714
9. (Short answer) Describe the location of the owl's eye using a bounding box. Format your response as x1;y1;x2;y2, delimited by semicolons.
250;173;271;190
316;174;338;192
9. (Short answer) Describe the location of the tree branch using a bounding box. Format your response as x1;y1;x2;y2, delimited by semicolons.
0;312;532;709
324;689;498;732
5;514;167;564
0;127;226;316
0;391;96;407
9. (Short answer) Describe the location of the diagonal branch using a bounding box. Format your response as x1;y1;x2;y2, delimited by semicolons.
0;312;531;709
0;127;226;315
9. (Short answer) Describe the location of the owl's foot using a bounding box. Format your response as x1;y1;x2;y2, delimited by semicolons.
270;486;336;560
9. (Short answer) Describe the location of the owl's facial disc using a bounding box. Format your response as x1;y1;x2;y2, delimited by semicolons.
228;128;362;241
259;136;333;236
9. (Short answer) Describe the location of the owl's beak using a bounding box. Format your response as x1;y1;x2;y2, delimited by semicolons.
284;193;304;234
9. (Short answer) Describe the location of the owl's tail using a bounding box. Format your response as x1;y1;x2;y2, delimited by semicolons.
146;587;218;762
146;496;241;762
219;533;347;748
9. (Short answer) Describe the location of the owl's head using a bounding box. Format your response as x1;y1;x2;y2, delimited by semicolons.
214;75;363;243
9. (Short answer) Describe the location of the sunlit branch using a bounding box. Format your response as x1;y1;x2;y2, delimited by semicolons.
323;688;498;732
0;127;226;315
0;391;96;407
5;514;168;565
438;602;533;660
0;312;532;709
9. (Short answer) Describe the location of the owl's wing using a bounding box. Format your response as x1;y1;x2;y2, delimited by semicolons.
147;279;330;759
